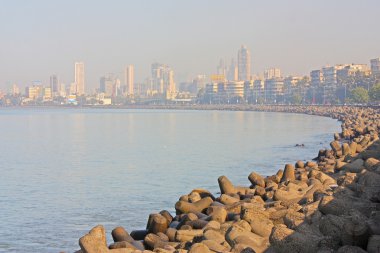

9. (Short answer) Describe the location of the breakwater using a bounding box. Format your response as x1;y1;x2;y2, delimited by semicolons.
74;105;380;253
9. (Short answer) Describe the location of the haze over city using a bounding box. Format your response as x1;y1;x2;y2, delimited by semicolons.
1;0;379;91
2;1;380;253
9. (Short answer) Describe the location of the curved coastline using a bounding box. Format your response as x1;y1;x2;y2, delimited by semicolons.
72;105;380;253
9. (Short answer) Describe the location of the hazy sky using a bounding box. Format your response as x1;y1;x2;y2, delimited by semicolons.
0;0;379;91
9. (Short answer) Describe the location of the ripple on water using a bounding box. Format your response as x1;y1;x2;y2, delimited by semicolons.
0;109;340;252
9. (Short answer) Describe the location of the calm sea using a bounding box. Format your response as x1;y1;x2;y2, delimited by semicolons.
0;108;340;252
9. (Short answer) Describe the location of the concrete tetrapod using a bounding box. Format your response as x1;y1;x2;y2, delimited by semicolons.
175;197;213;214
73;106;380;253
218;175;238;195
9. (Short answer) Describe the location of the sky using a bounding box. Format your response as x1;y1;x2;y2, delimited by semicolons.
0;0;379;92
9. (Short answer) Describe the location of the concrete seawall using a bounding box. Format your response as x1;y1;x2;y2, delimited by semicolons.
72;105;380;253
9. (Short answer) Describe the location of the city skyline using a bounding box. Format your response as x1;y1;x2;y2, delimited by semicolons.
238;45;251;81
2;49;379;94
0;1;379;91
7;55;378;104
3;52;379;94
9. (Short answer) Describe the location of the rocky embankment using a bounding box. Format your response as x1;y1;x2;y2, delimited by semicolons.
74;106;380;253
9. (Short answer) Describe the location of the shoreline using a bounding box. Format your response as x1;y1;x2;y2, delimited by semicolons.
2;103;378;117
0;104;354;124
50;106;380;252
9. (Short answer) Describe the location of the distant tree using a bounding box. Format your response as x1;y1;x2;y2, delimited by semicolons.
291;93;303;105
350;87;369;104
344;97;353;104
369;83;380;101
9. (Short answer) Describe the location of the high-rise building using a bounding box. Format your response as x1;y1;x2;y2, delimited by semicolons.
264;68;282;79
68;82;77;95
283;76;304;99
115;78;121;97
151;63;176;96
11;84;20;95
228;59;238;81
43;87;52;100
219;81;245;98
25;85;42;99
167;69;175;94
100;74;119;97
58;83;66;97
265;77;284;102
74;62;85;95
237;45;251;81
370;58;380;76
125;65;134;96
310;69;323;86
50;74;59;96
322;65;345;85
99;77;108;95
252;79;265;100
192;74;207;92
336;64;370;82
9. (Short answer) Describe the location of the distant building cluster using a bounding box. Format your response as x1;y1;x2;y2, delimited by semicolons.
11;62;86;106
203;52;380;105
1;50;380;106
147;63;176;99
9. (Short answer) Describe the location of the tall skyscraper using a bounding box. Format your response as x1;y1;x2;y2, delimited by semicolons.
310;69;323;87
167;69;175;94
125;65;134;96
74;62;85;95
237;45;251;81
49;74;59;96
